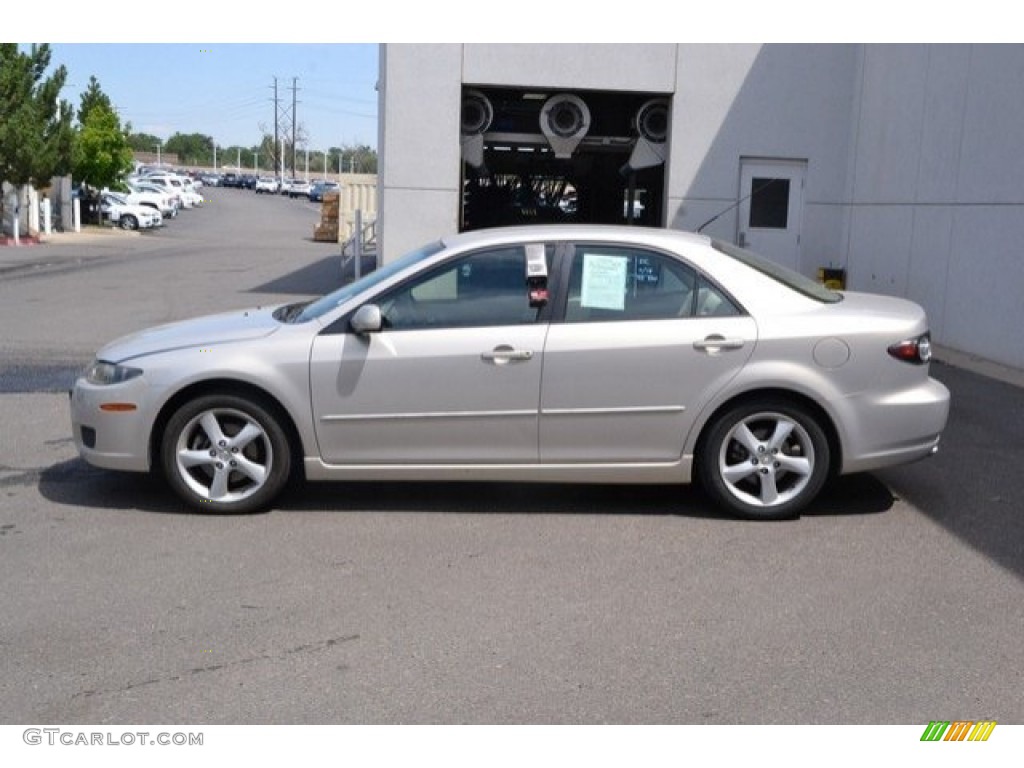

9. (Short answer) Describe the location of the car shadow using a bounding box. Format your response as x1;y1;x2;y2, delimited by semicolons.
38;458;893;522
38;458;185;515
875;361;1024;581
245;255;342;296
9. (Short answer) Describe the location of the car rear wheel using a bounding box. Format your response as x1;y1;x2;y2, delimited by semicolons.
120;214;138;231
698;399;829;520
160;394;291;514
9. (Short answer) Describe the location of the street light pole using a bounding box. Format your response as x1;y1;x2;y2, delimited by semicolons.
155;141;162;167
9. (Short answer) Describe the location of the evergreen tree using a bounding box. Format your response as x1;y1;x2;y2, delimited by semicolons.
0;43;74;188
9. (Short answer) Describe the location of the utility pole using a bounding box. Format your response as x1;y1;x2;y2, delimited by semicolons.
272;77;280;178
291;77;299;177
272;76;297;179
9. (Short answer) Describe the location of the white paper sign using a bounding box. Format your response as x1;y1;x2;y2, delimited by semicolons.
580;253;627;310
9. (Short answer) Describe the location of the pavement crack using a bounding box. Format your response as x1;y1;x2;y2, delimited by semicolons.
70;633;360;700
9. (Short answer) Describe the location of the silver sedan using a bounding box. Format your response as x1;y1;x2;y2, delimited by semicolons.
70;225;950;519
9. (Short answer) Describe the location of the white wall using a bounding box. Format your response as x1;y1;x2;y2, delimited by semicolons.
377;44;464;261
668;44;860;278
462;44;678;92
378;43;1024;369
847;44;1024;368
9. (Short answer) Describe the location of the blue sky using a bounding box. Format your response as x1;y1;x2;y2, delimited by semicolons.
43;44;379;151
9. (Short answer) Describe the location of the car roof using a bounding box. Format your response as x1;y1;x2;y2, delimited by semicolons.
439;224;713;252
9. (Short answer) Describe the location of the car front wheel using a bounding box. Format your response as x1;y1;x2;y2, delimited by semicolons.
160;394;291;514
698;399;830;520
120;214;138;231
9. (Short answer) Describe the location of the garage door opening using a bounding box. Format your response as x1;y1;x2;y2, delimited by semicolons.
459;86;670;233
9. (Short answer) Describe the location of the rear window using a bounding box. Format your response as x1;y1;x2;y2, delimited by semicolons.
711;239;843;304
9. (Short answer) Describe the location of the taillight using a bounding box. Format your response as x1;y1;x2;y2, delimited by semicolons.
888;333;932;365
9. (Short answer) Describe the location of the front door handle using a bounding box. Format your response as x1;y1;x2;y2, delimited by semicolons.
693;335;745;354
481;345;534;365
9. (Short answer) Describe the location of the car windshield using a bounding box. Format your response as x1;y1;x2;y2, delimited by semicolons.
711;239;843;303
292;240;446;323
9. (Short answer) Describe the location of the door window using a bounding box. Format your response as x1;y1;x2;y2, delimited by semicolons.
565;246;705;322
376;246;542;330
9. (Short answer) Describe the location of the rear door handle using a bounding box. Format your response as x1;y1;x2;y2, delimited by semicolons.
693;335;745;353
481;345;534;365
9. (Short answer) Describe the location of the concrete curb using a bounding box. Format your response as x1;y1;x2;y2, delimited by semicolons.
934;344;1024;390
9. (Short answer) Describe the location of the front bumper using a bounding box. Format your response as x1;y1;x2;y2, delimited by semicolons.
69;377;152;472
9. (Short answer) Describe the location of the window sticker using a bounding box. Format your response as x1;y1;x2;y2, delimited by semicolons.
580;253;627;310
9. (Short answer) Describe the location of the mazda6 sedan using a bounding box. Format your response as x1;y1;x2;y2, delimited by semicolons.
70;225;950;519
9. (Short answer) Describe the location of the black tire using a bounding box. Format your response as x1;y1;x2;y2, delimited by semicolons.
120;214;138;231
160;394;292;514
697;398;830;520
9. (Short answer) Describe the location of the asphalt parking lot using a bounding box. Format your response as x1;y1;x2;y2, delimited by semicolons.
1;188;1022;725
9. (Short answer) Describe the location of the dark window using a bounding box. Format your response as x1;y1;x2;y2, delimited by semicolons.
749;177;790;229
694;275;742;317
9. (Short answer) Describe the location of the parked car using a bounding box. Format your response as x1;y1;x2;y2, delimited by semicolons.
99;192;162;230
255;177;280;194
288;179;311;199
144;175;203;208
69;225;949;518
278;178;296;196
132;181;183;212
120;183;178;219
308;180;340;202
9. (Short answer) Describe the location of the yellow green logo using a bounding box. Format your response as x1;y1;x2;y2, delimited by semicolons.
921;721;997;742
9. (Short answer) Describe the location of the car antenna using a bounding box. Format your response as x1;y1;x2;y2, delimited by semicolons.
696;178;778;234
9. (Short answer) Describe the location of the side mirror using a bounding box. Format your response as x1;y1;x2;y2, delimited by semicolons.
350;304;383;335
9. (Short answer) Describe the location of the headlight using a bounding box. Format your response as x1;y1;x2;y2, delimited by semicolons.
85;361;143;385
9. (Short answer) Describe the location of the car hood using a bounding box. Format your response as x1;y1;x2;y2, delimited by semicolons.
98;306;283;363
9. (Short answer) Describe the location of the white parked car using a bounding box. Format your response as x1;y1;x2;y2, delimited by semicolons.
121;184;178;219
132;181;183;212
288;180;311;199
143;174;203;208
99;192;162;230
255;177;280;194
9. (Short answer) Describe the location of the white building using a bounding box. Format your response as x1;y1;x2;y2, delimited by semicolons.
376;44;1024;370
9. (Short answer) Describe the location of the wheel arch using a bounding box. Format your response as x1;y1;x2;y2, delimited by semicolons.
149;378;307;481
692;388;843;480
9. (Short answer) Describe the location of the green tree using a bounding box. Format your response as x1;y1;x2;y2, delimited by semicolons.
328;144;377;175
126;131;163;153
0;43;74;188
77;75;113;124
72;91;133;190
164;132;215;166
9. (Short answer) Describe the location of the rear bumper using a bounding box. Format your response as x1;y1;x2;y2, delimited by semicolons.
838;376;950;474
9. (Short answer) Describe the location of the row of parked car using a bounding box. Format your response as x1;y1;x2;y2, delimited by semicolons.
97;170;206;231
250;177;340;201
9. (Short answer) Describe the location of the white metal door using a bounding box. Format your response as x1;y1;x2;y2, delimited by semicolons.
737;159;806;270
